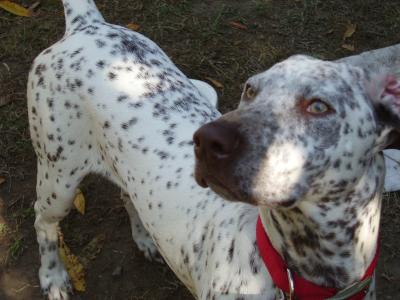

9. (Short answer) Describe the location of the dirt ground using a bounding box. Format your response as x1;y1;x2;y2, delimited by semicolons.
1;0;400;299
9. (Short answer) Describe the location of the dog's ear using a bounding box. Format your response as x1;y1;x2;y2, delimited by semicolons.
369;74;400;150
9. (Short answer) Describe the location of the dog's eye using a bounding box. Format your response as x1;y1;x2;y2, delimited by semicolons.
306;100;331;115
244;83;257;100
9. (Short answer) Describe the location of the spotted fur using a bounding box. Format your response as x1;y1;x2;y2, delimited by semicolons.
28;1;400;300
28;1;273;299
194;49;400;299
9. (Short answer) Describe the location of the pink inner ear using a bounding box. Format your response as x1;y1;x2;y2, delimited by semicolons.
383;75;400;101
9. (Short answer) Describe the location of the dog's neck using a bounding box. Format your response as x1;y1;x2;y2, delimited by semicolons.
259;155;383;289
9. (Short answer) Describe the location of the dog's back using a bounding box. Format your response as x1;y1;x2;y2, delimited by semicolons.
28;1;273;299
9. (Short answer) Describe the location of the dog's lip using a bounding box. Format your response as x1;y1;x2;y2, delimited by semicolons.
204;175;229;192
194;161;209;188
195;160;301;208
195;173;209;188
195;166;299;208
195;164;255;204
195;170;227;191
260;198;297;209
207;177;243;201
195;161;237;196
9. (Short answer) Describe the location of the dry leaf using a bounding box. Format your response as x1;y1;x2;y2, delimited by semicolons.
325;29;334;35
342;43;355;51
205;77;224;89
0;177;5;185
2;62;10;72
28;1;40;12
73;189;85;215
0;1;33;17
79;233;106;266
27;1;40;16
126;22;140;31
229;21;248;30
58;232;86;292
343;23;356;40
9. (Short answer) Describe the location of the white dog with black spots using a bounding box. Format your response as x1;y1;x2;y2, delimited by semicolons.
28;0;400;299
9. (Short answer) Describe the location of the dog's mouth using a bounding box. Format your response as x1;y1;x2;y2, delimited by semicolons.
194;159;258;205
195;160;232;195
194;160;228;191
195;159;300;208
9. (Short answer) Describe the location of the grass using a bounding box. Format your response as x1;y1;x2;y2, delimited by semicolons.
0;223;9;236
8;238;24;260
18;207;35;219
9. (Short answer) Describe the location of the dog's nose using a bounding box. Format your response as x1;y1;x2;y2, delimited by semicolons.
193;121;240;161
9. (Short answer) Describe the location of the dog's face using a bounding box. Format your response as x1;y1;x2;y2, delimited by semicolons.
194;55;400;207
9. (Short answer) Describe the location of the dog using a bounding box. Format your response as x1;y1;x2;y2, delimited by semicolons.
28;0;400;299
194;46;400;299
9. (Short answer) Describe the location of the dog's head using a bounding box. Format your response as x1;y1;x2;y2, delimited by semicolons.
194;55;400;208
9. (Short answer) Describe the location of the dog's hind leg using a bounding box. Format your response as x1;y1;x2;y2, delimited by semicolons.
121;191;163;262
29;81;99;299
34;158;86;299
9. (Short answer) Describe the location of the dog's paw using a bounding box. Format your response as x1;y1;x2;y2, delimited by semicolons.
136;237;164;263
46;285;71;300
40;266;72;300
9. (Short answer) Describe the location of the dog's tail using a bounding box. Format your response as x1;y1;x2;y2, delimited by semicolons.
61;0;104;35
337;44;400;77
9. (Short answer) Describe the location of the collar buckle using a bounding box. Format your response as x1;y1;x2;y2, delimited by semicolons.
286;268;295;300
276;268;295;300
326;277;372;300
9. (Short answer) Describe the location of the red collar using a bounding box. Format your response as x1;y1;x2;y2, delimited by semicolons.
256;216;379;300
